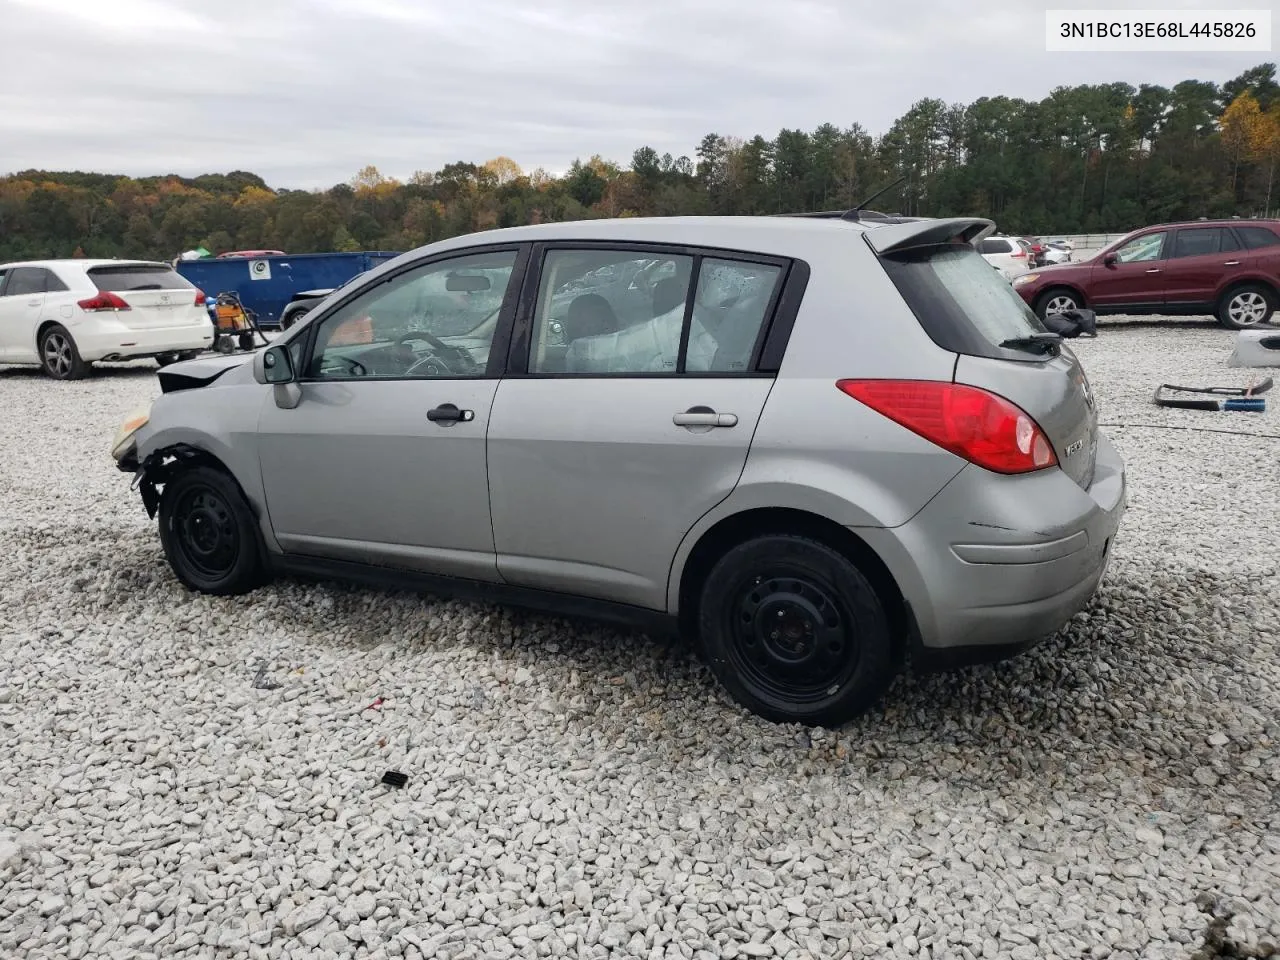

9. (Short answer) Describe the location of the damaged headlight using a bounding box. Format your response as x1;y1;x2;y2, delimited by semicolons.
110;404;152;463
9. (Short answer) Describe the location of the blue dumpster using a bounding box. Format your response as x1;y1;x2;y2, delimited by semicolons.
176;251;403;329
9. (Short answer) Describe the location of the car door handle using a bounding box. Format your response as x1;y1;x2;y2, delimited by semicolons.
1145;268;1161;274
427;403;474;423
27;299;41;307
673;409;737;428
1224;260;1241;266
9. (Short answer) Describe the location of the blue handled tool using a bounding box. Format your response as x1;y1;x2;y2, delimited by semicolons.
1153;377;1271;412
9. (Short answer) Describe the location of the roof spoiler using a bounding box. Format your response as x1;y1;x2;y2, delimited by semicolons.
863;217;996;254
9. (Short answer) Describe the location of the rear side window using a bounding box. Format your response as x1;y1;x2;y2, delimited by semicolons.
1237;226;1280;249
5;267;48;296
1171;228;1239;258
878;242;1047;363
89;264;195;292
978;238;1011;254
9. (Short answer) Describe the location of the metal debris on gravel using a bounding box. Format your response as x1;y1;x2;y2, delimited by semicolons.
1;319;1278;960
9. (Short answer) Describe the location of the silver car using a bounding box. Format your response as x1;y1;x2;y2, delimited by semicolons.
111;215;1126;727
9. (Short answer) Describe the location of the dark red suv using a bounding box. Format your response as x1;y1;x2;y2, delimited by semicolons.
1012;219;1280;329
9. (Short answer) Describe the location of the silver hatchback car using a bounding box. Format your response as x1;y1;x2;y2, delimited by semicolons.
112;214;1126;726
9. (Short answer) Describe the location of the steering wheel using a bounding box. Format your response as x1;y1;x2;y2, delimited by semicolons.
395;329;480;375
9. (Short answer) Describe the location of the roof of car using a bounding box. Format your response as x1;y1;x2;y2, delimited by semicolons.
1141;217;1279;230
414;214;994;261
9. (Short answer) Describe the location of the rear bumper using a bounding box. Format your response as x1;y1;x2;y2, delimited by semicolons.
856;430;1127;663
71;317;214;361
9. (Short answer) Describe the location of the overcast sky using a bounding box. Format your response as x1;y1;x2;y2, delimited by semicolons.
0;0;1271;189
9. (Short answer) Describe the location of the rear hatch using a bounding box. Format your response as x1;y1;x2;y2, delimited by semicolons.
869;225;1098;489
86;263;206;329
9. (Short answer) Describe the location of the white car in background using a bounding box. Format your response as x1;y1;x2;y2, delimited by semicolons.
1041;240;1074;265
0;260;213;379
977;235;1035;280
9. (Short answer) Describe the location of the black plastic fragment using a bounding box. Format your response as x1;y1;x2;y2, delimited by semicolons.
380;770;408;788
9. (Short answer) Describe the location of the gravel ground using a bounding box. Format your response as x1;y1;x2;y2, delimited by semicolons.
1;318;1277;960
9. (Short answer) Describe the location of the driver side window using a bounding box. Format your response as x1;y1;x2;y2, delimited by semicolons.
306;250;517;380
1114;232;1167;263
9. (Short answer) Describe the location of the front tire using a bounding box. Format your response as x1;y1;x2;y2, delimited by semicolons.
1217;284;1275;329
159;466;266;595
1037;288;1082;321
39;324;91;380
279;306;308;330
697;535;897;727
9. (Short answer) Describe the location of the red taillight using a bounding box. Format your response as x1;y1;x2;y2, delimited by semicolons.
77;291;130;312
836;379;1058;474
1011;250;1027;258
194;290;207;306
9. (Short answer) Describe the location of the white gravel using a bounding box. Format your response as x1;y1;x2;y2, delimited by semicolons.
1;319;1278;960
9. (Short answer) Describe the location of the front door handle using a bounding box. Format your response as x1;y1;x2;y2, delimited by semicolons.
674;408;738;428
1224;260;1241;266
1145;268;1161;274
427;403;474;423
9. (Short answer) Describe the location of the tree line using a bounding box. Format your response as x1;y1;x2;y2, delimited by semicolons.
2;63;1278;263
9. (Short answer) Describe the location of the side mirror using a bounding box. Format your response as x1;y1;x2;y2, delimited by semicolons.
263;344;295;383
1103;252;1118;266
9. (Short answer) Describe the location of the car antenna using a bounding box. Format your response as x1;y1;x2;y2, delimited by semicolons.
841;176;907;222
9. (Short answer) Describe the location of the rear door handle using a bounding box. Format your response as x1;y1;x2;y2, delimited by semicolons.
674;408;737;428
427;403;474;423
1224;260;1241;266
1145;268;1161;273
27;299;41;307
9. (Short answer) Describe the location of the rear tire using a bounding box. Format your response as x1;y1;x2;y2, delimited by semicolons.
697;535;897;727
39;324;91;380
279;306;308;330
155;353;179;368
159;465;266;595
1217;284;1275;329
1036;288;1082;321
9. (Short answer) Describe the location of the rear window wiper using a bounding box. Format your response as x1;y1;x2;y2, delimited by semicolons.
1000;332;1062;354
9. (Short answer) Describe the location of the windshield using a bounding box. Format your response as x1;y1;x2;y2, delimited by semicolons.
878;242;1048;362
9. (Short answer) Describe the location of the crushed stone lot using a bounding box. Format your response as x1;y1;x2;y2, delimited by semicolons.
1;319;1278;960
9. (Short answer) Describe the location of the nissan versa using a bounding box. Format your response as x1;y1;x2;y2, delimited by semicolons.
111;214;1126;727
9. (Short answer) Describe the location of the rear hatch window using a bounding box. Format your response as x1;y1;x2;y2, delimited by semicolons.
877;242;1048;362
89;264;195;292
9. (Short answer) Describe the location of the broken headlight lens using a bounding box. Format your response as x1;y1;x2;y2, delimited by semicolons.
110;404;151;461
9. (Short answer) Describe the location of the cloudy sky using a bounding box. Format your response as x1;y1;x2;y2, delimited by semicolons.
0;0;1271;189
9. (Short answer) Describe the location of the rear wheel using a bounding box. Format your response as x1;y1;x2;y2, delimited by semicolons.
279;305;308;330
1037;288;1082;320
1218;284;1275;329
155;353;179;368
39;324;91;380
159;466;266;595
697;535;897;726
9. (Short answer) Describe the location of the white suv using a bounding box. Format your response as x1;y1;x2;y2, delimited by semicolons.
977;236;1034;280
0;259;214;379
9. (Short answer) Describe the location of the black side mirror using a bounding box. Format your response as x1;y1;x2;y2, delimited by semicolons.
1103;252;1118;266
263;344;295;383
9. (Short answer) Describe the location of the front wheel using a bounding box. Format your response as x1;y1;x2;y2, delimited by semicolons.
158;466;267;595
697;535;897;727
1218;285;1275;330
1037;288;1082;321
279;306;308;330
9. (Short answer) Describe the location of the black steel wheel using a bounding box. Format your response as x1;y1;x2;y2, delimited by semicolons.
158;466;266;595
39;324;90;380
698;535;897;726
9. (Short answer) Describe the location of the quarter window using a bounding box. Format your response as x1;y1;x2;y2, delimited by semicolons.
306;250;517;380
688;259;783;373
1237;226;1280;249
1113;232;1167;263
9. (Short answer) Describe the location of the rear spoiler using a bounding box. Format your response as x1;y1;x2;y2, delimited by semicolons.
862;217;996;254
